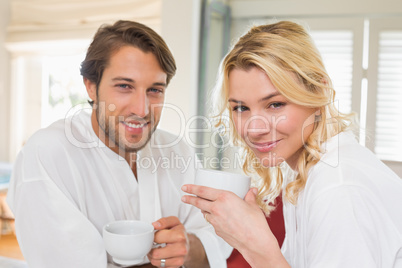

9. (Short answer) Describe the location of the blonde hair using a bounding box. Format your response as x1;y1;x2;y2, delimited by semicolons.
212;21;355;213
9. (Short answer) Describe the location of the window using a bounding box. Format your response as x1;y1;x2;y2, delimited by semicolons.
367;18;402;161
300;18;365;143
42;54;89;128
374;31;402;160
7;40;89;160
310;30;354;114
256;17;402;162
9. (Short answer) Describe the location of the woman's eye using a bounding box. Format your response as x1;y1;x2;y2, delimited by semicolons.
233;105;249;113
269;102;285;109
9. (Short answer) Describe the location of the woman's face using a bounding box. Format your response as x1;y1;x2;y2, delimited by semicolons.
228;67;317;169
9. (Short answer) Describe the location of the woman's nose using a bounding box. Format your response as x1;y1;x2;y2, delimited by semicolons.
245;114;271;137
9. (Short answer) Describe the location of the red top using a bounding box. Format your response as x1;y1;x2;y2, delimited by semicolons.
226;194;285;268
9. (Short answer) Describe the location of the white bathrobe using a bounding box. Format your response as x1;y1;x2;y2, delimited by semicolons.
281;132;402;267
7;110;232;268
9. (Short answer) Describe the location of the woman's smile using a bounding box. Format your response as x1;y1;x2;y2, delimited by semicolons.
250;139;282;153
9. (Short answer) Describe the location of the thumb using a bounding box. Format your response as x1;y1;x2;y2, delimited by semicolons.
152;216;181;230
152;220;163;230
244;187;258;204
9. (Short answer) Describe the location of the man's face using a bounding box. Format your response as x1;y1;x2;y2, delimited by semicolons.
85;45;167;154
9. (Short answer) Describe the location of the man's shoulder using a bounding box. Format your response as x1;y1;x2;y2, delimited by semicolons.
24;111;93;152
27;119;67;146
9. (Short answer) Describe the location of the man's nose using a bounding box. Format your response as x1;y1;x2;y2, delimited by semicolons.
129;90;149;117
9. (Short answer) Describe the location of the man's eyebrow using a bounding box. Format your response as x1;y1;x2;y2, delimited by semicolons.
153;82;167;87
112;77;167;87
112;77;134;83
228;92;281;104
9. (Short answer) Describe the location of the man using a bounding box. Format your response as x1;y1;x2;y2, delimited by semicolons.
7;20;232;268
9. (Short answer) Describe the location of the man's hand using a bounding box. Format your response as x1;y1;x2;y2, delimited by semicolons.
147;216;209;268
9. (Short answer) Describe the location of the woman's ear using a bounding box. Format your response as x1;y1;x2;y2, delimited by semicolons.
83;77;97;102
314;109;322;123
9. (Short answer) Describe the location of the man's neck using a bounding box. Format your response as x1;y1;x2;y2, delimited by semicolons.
91;112;139;179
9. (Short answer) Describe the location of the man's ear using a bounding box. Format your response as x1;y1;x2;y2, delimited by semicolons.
84;77;97;102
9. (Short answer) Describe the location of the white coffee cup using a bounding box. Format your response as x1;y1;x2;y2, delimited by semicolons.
103;220;154;266
194;169;251;199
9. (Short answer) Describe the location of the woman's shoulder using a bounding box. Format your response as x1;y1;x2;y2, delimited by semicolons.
313;132;387;177
305;132;401;200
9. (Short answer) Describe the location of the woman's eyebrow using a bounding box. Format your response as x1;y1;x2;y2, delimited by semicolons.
258;92;281;103
228;92;281;104
228;98;243;104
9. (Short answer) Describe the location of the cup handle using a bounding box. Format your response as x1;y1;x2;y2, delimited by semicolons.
152;242;166;249
152;229;166;248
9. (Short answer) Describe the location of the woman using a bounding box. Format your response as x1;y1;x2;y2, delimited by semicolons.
181;21;402;267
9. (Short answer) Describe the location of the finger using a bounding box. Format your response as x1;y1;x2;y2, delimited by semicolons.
203;212;211;224
160;258;166;268
148;256;184;268
181;194;213;212
148;241;188;260
244;187;258;204
181;184;224;201
154;226;187;244
152;216;181;230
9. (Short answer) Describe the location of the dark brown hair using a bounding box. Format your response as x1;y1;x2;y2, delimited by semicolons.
80;20;176;105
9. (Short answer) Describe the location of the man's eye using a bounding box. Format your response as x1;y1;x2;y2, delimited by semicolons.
117;84;130;89
149;88;163;94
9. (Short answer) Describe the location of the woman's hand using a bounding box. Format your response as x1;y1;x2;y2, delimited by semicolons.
181;185;289;268
181;185;267;250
